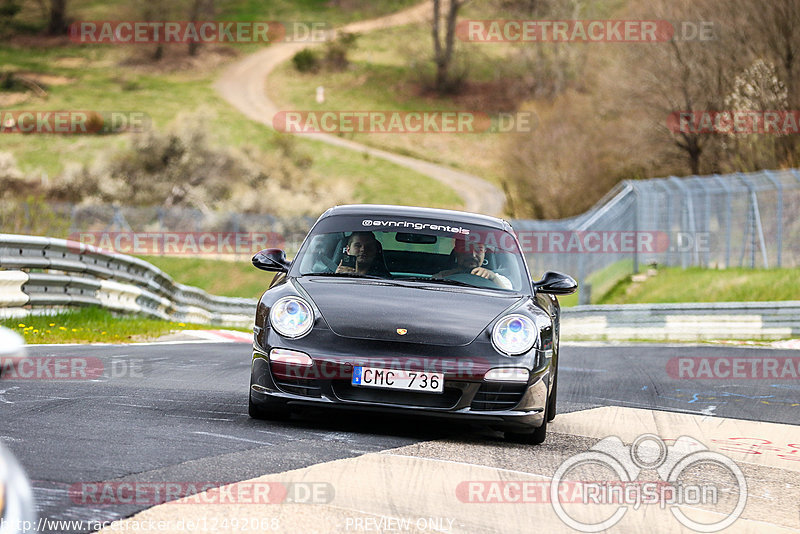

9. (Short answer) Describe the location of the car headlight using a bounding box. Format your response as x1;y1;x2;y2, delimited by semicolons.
492;314;537;355
269;297;314;339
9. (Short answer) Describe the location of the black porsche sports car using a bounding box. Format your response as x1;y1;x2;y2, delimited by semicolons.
248;205;576;444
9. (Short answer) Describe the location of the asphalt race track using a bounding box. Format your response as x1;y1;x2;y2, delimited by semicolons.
2;341;799;533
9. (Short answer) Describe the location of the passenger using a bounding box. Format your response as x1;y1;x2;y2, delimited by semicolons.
335;231;391;277
434;241;512;289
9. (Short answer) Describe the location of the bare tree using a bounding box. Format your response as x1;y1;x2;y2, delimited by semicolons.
432;0;469;94
727;0;800;167
625;0;736;175
188;0;215;57
140;0;168;60
728;0;800;107
46;0;67;34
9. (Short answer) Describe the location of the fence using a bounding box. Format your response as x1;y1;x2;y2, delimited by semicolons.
2;168;799;309
513;168;800;303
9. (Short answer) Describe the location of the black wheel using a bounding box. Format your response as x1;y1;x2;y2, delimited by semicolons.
505;402;548;444
248;392;291;421
547;365;558;422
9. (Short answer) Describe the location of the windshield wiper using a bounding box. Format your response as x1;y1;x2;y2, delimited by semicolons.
300;272;386;280
395;276;476;288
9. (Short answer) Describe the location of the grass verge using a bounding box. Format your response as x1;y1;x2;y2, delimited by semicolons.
2;306;242;344
555;259;634;307
139;255;273;298
601;267;800;304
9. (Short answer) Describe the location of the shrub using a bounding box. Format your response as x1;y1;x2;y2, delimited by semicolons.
42;112;350;217
292;48;320;73
324;31;358;71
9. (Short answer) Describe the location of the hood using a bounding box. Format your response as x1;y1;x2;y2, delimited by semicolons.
296;277;524;346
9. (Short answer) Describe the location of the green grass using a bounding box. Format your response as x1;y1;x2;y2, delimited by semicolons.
1;1;463;210
14;0;421;32
555;259;634;307
214;0;421;25
267;23;514;184
2;306;236;344
139;255;274;298
601;267;800;304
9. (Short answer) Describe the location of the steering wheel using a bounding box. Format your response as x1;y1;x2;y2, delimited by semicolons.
443;272;499;289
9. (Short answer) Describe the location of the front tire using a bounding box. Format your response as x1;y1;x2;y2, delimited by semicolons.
505;400;548;444
547;365;558;422
248;392;291;421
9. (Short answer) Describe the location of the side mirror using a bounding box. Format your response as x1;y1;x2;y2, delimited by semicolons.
533;271;578;295
252;248;291;273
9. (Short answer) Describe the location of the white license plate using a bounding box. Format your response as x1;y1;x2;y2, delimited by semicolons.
351;366;444;393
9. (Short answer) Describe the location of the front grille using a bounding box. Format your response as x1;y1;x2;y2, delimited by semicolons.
273;376;322;398
470;382;527;411
331;381;461;408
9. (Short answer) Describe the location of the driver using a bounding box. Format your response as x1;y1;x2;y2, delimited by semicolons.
434;241;512;289
335;231;391;277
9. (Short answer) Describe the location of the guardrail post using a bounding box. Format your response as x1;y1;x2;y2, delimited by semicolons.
654;181;673;266
668;176;698;268
737;173;769;268
631;181;640;274
762;170;783;267
700;178;711;268
712;175;732;268
577;252;588;305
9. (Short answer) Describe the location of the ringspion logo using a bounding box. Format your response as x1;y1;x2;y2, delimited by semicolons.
550;434;747;532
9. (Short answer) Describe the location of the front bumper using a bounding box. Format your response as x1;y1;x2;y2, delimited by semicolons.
249;349;550;432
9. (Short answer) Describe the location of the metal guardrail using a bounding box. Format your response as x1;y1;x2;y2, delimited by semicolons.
0;234;257;327
561;301;800;341
3;234;797;340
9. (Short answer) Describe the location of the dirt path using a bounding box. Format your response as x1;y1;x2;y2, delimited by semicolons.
213;3;506;216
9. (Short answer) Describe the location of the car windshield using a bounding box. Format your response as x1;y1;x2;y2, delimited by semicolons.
292;215;529;292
